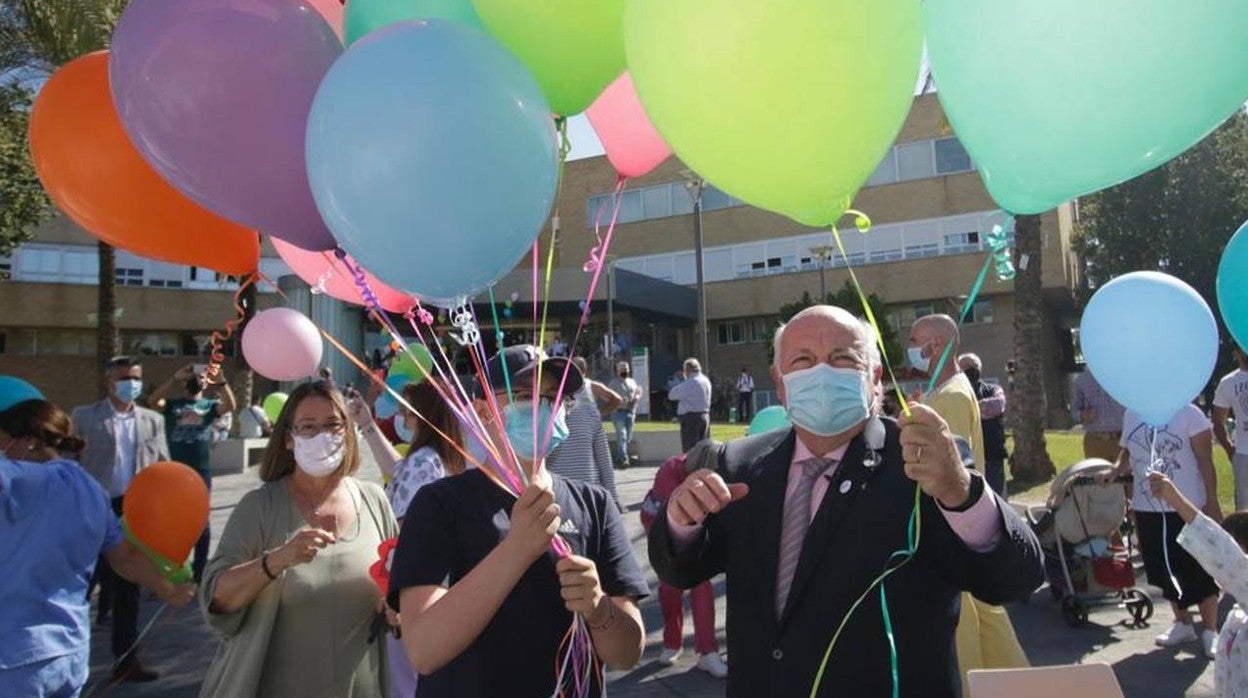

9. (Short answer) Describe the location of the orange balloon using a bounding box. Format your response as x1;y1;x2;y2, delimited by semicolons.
29;51;260;275
122;461;210;564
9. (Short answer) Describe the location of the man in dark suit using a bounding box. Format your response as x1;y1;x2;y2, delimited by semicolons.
649;306;1043;697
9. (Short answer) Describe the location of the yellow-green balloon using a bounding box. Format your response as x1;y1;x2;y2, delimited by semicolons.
470;0;625;116
389;343;434;382
345;0;482;46
625;0;921;227
925;0;1248;215
263;392;288;423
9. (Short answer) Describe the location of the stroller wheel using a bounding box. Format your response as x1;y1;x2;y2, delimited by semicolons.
1061;596;1089;627
1124;588;1153;625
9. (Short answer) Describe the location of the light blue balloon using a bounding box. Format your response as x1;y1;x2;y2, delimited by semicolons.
1218;220;1248;351
747;405;791;436
0;376;43;414
307;19;558;304
375;392;399;420
1080;271;1217;427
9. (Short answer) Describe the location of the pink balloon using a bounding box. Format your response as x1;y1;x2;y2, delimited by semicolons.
307;0;345;41
242;307;324;381
272;239;415;314
586;73;672;178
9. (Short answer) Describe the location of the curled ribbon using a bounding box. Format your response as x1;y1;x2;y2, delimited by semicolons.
984;221;1017;281
208;273;258;372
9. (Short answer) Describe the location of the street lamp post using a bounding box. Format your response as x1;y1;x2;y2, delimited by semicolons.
682;171;710;373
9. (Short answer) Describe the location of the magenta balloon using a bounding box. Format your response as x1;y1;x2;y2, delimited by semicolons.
110;0;342;251
271;238;416;314
242;307;324;381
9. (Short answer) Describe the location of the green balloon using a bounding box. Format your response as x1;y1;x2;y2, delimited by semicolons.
925;0;1248;215
747;405;791;436
471;0;625;116
389;343;434;382
625;0;921;227
345;0;483;46
263;392;288;423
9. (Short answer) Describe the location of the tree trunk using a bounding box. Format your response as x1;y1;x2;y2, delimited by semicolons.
1010;214;1056;482
234;277;258;429
96;241;120;395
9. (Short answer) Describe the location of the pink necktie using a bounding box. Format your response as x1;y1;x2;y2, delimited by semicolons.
775;457;835;617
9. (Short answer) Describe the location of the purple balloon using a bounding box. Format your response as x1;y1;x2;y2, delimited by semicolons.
110;0;342;251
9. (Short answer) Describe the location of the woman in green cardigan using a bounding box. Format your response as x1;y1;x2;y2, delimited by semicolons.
198;380;398;697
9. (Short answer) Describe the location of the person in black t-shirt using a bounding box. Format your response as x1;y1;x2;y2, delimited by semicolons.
388;345;649;698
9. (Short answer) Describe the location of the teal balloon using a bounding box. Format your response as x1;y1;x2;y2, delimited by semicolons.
925;0;1248;214
1218;220;1248;350
307;19;558;304
1080;272;1217;427
344;0;482;45
0;376;43;414
747;405;791;436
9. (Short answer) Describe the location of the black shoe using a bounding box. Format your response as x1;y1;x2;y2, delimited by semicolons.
113;660;160;683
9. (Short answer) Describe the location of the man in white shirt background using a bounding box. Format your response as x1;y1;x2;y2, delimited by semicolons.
1213;343;1248;508
736;368;755;423
667;358;713;452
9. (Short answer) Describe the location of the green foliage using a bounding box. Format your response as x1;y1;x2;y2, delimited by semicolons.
767;281;904;366
1074;111;1248;386
0;0;126;75
0;81;50;256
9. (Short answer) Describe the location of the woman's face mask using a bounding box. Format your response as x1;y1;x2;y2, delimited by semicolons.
782;364;871;437
292;432;346;477
395;415;415;444
501;398;568;461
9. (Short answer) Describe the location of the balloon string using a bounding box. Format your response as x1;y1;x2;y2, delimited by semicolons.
207;272;258;372
80;603;172;698
1148;427;1184;599
923;216;1016;396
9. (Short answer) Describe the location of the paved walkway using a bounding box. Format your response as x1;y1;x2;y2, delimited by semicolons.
84;453;1220;697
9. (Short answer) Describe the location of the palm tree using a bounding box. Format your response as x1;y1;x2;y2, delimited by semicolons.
1010;213;1056;482
1;0;130;393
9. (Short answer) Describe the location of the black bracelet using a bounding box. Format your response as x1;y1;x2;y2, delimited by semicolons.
938;472;986;513
261;553;278;581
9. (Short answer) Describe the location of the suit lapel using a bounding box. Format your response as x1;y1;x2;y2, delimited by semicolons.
778;433;869;628
750;430;796;635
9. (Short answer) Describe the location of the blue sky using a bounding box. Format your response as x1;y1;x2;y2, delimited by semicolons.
566;115;605;161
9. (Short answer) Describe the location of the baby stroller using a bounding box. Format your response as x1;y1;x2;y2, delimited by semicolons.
1026;458;1153;627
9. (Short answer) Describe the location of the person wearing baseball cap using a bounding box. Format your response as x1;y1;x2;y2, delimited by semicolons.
388;345;649;697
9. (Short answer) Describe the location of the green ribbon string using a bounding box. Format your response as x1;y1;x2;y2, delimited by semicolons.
121;518;192;584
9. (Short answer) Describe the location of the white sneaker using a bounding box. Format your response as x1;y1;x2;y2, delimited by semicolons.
1155;621;1198;647
658;647;682;666
696;652;729;679
1202;629;1218;659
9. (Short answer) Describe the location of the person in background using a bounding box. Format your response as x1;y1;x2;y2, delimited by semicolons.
640;446;728;678
149;364;237;583
389;345;648;697
958;353;1008;496
547;356;621;503
318;367;334;384
0;397;195;696
609;361;642;469
881;386;902;419
1072;368;1127;462
238;393;272;439
909;315;1029;689
1213;344;1248;508
212;410;232;443
352;377;466;698
1151;471;1248;697
71;356;170;683
199;380;397;697
736;368;755;423
1109;404;1222;658
667;358;713;453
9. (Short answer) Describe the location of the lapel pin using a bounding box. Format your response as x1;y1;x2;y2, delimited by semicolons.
839;480;852;495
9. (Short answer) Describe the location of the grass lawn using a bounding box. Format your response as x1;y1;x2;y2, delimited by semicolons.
616;420;1239;512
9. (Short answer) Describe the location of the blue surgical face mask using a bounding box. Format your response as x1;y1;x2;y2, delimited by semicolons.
113;379;143;404
907;345;931;374
502;399;568;461
394;416;415;444
782;364;871;437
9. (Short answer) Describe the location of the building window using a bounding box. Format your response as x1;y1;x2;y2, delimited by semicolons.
934;138;973;174
717;321;746;345
123;332;178;356
0;255;11;280
866;151;898;186
913;302;935;319
896;142;935;181
904;243;939;258
964;300;994;324
943;231;980;254
115;267;144;286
